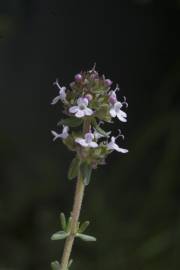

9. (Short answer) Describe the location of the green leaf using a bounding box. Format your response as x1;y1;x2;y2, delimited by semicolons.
79;221;90;233
51;231;69;241
60;213;66;231
80;162;92;186
51;261;61;270
58;117;83;127
68;156;80;180
76;233;96;242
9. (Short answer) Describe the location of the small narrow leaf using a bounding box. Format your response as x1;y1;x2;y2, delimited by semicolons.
76;233;96;242
60;213;66;231
66;217;72;232
80;162;92;186
68;156;80;180
68;259;73;268
92;119;110;137
51;261;61;270
51;231;69;241
58;117;83;127
79;221;90;233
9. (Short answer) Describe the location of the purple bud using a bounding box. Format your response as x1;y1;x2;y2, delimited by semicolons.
105;79;113;87
74;73;82;82
85;93;93;101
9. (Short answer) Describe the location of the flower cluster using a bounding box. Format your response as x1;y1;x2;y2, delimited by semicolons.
51;66;128;181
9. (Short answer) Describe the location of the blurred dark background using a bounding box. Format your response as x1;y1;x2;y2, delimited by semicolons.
0;0;180;269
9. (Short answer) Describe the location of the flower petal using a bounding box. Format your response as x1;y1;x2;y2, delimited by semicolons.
117;112;127;122
84;108;93;116
61;132;69;139
75;138;88;147
119;109;127;118
85;132;94;143
89;141;98;148
117;147;128;153
69;106;79;113
109;107;116;117
114;102;123;111
107;142;114;150
63;126;69;133
59;91;66;101
75;110;85;118
51;96;61;105
51;130;62;141
59;86;66;94
113;144;128;153
110;142;128;153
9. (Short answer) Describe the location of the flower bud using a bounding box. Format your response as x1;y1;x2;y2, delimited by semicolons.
74;73;82;82
105;79;113;87
85;93;93;101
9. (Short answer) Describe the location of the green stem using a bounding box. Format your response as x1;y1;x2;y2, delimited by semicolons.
60;118;90;270
60;174;85;270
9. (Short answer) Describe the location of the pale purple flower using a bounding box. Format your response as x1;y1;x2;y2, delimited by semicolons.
109;101;127;122
51;79;67;105
75;132;98;148
109;85;128;122
69;97;93;118
107;136;128;153
51;126;69;141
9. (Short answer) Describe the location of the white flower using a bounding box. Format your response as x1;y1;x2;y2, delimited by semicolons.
107;136;128;153
75;132;98;148
109;101;127;122
51;79;67;105
69;97;93;118
51;126;69;141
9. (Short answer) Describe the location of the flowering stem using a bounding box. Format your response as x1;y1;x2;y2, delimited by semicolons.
60;119;90;270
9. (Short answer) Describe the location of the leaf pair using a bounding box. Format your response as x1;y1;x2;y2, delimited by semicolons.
51;213;72;241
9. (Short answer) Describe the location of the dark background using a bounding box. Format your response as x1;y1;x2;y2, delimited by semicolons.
0;0;180;269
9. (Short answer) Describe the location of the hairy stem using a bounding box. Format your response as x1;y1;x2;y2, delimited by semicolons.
60;119;90;270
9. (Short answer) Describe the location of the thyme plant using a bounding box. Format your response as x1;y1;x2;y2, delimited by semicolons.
50;65;128;270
